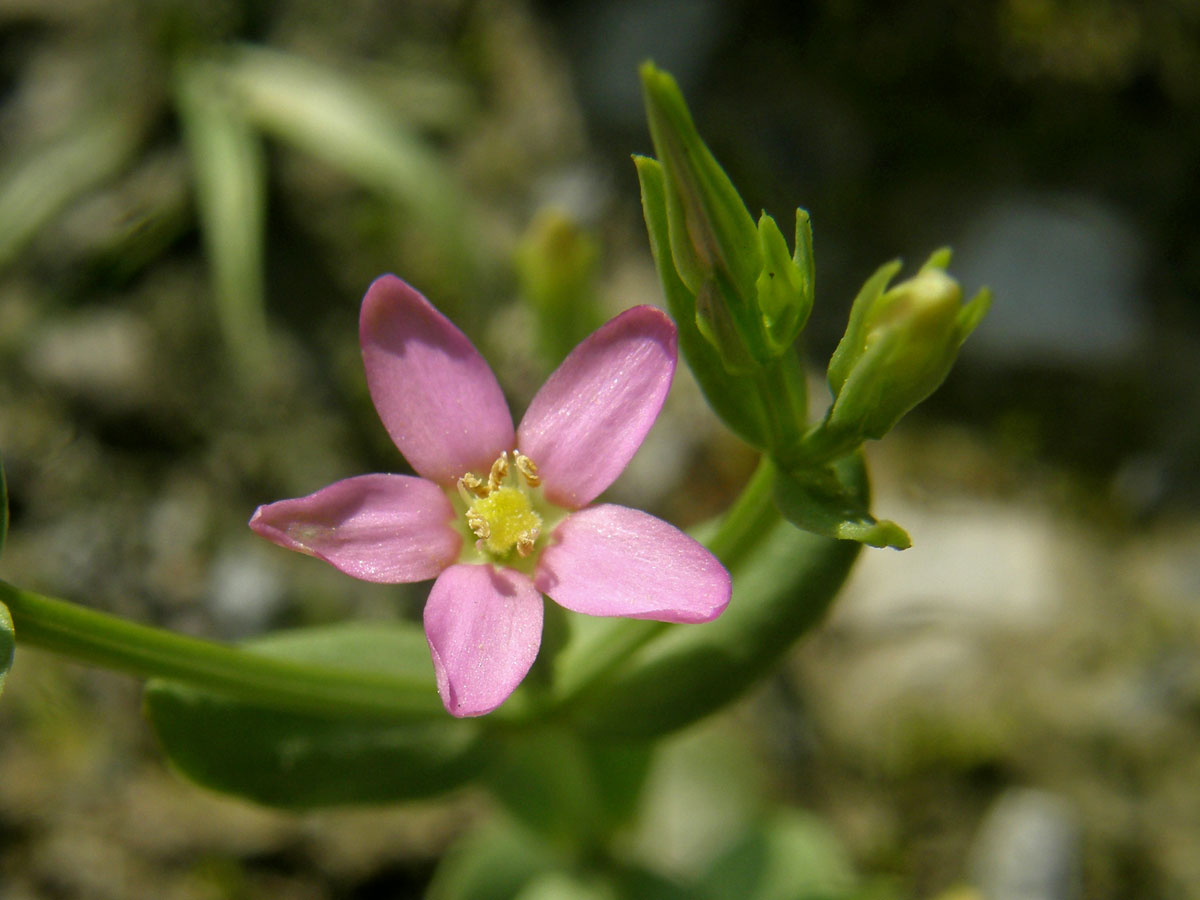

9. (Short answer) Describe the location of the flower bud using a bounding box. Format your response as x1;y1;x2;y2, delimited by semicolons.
642;62;814;372
808;249;990;459
514;209;603;364
756;208;814;355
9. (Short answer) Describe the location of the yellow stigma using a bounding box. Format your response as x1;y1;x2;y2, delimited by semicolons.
458;451;543;558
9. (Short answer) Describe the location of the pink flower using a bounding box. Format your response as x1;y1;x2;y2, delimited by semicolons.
250;276;731;717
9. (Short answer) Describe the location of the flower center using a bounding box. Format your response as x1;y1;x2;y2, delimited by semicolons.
457;451;543;558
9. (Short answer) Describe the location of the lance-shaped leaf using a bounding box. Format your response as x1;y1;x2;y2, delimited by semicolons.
145;622;488;807
773;454;911;550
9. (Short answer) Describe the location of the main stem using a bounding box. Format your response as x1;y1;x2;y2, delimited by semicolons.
0;580;444;720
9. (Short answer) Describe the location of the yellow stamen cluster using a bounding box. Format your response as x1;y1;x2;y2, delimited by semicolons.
457;452;542;558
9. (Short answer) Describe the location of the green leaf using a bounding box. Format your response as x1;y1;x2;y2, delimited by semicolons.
564;460;862;737
426;820;560;900
145;622;487;808
0;600;12;699
703;809;859;900
486;728;653;848
774;454;911;550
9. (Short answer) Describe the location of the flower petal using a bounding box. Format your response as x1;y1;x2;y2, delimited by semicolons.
517;306;676;508
249;474;460;583
535;504;730;623
424;564;544;717
361;275;515;485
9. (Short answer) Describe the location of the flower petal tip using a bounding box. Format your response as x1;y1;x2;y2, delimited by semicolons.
360;277;514;485
424;565;544;719
516;305;679;508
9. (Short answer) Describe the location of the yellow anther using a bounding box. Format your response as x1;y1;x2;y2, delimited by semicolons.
514;452;541;487
466;508;490;541
456;451;544;559
458;472;487;502
487;453;509;493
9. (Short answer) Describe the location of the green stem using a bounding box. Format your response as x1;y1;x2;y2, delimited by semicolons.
549;455;780;706
703;453;780;567
0;580;444;720
755;346;809;467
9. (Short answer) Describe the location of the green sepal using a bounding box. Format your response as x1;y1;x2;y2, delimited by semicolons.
636;155;772;449
773;454;911;550
825;259;903;397
145;622;487;808
0;601;12;699
640;62;772;371
563;459;861;738
755;210;813;354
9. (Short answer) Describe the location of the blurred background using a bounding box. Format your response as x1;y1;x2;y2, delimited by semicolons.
1;0;1199;897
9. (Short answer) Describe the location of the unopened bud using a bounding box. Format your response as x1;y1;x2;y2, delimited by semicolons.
807;249;990;459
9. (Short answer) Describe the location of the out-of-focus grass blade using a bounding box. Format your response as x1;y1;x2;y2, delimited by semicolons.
0;111;139;271
0;450;8;561
1;454;10;698
222;45;467;254
0;600;11;699
175;57;270;381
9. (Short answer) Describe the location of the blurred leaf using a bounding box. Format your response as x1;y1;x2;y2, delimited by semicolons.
703;809;858;900
515;872;619;900
514;209;604;367
0;111;140;271
1;454;9;697
564;459;863;737
486;728;653;849
0;601;12;699
221;45;468;258
774;454;911;550
145;622;487;807
175;57;270;380
0;450;8;560
426;819;560;900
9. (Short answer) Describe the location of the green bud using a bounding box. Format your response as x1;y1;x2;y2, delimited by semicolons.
640;62;770;372
513;209;604;364
807;249;990;460
756;209;814;355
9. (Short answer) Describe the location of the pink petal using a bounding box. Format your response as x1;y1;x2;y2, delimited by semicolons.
361;275;515;486
424;564;544;717
535;504;730;623
249;474;460;583
517;306;676;508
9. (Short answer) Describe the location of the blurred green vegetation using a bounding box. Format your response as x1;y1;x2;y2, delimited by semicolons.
1;0;1199;898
